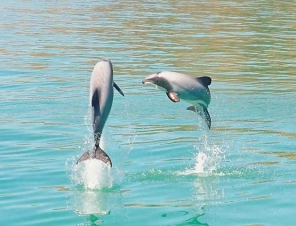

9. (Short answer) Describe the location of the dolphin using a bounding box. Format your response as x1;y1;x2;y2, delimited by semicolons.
142;71;212;128
76;59;124;167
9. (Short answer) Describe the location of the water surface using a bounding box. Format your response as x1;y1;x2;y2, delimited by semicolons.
1;0;296;225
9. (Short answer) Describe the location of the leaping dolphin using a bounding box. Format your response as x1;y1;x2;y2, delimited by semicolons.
76;59;124;167
142;71;212;128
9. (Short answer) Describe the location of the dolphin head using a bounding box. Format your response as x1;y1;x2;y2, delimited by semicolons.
142;72;160;85
142;72;170;91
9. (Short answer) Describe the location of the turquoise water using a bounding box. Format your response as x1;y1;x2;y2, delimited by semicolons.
1;0;296;225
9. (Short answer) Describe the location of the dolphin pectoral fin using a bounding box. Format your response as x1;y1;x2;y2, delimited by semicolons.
95;147;112;167
92;89;99;107
166;91;180;102
201;106;211;129
196;76;212;86
113;82;124;96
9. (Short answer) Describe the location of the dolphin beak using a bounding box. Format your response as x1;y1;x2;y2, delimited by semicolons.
142;79;150;85
142;79;153;85
143;73;159;85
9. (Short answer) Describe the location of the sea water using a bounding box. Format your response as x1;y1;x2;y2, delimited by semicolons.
1;0;295;225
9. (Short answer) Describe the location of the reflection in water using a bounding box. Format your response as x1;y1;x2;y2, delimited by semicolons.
186;175;224;225
180;217;209;226
161;211;209;226
73;190;110;216
192;176;224;207
176;166;224;224
71;188;122;216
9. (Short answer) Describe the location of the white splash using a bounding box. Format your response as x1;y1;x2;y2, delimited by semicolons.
193;142;225;176
68;129;131;190
182;112;227;176
72;159;112;190
68;98;136;191
69;129;114;190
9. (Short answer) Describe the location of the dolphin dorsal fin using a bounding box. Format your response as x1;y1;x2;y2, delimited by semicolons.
91;89;99;107
197;76;212;86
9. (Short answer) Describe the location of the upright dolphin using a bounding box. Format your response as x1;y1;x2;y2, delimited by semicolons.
76;59;124;167
142;71;212;128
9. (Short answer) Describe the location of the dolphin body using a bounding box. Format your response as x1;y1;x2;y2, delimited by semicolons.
76;59;124;167
142;71;212;128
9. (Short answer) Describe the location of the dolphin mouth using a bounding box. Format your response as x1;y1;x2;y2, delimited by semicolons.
142;80;153;85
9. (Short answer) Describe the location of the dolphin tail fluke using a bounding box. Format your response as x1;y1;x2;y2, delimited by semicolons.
202;106;211;129
187;105;200;113
187;105;211;129
76;151;91;164
94;146;112;167
76;146;112;167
